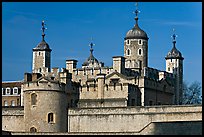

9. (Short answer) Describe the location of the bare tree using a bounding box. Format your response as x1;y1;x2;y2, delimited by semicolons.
182;81;202;104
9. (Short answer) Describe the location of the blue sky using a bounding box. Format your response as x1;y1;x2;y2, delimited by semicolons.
2;2;202;85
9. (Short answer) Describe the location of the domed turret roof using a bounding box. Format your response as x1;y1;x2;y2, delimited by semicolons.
165;33;183;60
125;4;148;40
82;54;99;66
82;42;99;67
33;40;51;51
165;46;183;59
125;24;148;40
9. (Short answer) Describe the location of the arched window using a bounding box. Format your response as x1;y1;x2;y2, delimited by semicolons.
48;113;54;123
11;100;15;106
30;127;37;132
31;93;37;105
127;49;131;56
4;100;8;106
138;39;142;45
127;40;130;45
138;49;142;55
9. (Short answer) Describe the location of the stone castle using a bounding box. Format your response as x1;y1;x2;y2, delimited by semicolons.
2;3;202;135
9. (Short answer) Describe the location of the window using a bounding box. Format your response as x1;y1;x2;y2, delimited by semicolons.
4;100;8;106
138;49;142;55
48;113;54;123
138;39;142;45
39;52;40;56
31;93;37;105
168;67;170;71
13;87;18;95
127;49;131;56
30;127;37;132
11;100;15;106
6;88;10;95
2;88;4;95
106;85;108;91
114;83;116;90
127;40;130;45
17;98;20;106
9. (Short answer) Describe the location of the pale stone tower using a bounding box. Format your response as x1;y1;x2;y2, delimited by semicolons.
23;73;68;132
165;30;184;105
32;21;52;73
124;3;148;75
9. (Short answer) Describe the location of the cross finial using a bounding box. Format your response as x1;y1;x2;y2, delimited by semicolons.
41;20;47;41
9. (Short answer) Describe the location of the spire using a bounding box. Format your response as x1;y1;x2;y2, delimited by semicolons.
171;28;178;48
134;2;140;26
41;20;47;41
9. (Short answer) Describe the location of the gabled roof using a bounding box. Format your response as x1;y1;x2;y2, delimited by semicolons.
106;71;135;80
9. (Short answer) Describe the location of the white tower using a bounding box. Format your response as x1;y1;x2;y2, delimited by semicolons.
124;3;148;75
165;30;184;105
32;20;52;73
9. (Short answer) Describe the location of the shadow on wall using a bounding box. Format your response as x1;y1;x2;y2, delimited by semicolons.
152;121;202;135
2;130;12;135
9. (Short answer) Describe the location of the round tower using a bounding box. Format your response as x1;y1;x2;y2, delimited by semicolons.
124;3;148;75
32;20;52;73
23;75;68;132
165;30;184;105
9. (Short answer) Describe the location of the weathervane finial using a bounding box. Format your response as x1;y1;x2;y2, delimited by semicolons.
41;20;47;41
171;28;178;47
134;2;140;25
89;37;95;55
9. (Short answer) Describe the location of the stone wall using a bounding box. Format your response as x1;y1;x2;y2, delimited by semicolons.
67;105;202;134
2;107;25;132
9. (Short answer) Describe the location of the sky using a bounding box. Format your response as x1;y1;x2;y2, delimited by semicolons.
2;2;202;85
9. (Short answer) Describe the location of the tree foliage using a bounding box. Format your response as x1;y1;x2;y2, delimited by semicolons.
182;81;202;104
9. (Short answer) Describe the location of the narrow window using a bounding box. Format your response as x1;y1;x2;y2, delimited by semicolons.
17;98;20;106
2;88;4;95
48;113;54;123
30;127;37;132
127;40;130;45
121;84;123;90
138;39;142;45
4;100;8;106
106;85;108;91
168;67;170;71
127;49;130;56
13;87;18;94
6;88;10;95
138;49;142;55
114;83;116;90
31;93;37;105
39;52;40;56
11;100;15;106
